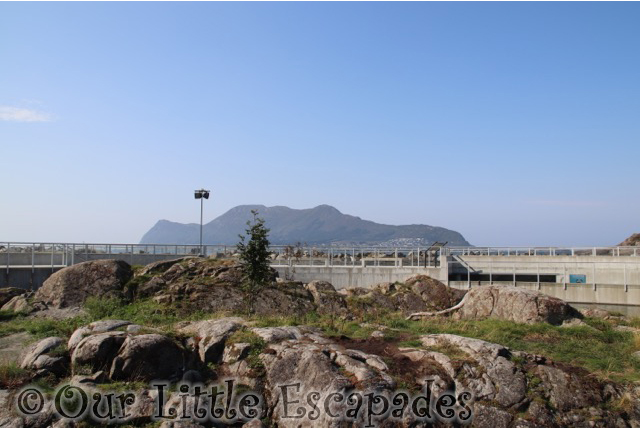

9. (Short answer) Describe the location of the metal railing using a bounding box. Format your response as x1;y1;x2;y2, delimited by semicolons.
443;246;639;257
1;242;638;273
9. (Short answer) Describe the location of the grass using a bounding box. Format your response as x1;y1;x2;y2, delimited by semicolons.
2;294;639;384
0;362;31;388
245;311;640;383
83;297;211;330
385;315;640;383
0;297;213;340
0;313;87;339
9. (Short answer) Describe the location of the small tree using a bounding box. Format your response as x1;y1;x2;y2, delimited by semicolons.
237;210;272;313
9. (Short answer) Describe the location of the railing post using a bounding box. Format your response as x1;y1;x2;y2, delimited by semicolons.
6;242;9;276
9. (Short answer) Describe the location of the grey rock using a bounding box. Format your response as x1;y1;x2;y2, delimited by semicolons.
0;288;26;307
21;337;63;370
455;285;578;325
536;364;603;411
34;259;133;309
138;257;197;277
250;326;303;344
110;334;185;381
473;404;513;428
241;420;265;428
305;280;347;315
1;296;32;313
421;334;526;407
68;320;131;351
72;331;126;373
222;342;251;364
178;318;244;364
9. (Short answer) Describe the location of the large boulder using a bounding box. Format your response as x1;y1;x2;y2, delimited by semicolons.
110;334;186;381
71;331;127;373
34;260;133;308
405;274;466;310
455;285;578;325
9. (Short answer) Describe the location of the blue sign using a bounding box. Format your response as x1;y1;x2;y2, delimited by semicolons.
570;274;586;284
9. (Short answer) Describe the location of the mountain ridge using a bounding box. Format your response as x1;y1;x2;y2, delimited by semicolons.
139;204;470;246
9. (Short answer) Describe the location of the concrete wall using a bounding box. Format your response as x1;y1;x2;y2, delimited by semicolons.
1;267;64;290
273;265;446;290
450;255;640;286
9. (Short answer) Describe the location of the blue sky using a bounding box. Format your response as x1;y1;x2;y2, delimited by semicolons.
1;2;638;246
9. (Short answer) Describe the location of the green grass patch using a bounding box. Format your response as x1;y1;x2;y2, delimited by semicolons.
0;362;31;388
84;297;210;328
0;314;88;339
376;315;640;383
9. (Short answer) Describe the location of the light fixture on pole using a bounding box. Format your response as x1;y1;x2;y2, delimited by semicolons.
194;189;210;255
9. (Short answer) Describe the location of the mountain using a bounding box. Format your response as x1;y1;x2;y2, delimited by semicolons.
619;233;640;246
139;204;470;246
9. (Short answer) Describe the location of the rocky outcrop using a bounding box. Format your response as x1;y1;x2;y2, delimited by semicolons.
133;258;465;318
34;260;133;308
4;317;640;428
0;288;26;307
407;333;635;427
135;260;314;317
66;320;189;382
454;285;579;325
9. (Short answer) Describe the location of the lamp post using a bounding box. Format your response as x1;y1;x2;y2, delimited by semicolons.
194;189;210;255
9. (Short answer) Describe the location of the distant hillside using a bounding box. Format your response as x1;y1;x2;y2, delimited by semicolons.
619;233;640;246
139;204;470;246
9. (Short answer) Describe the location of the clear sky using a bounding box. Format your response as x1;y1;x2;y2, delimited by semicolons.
1;2;638;247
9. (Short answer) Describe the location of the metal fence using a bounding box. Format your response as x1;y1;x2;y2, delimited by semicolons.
443;246;640;257
1;242;638;272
